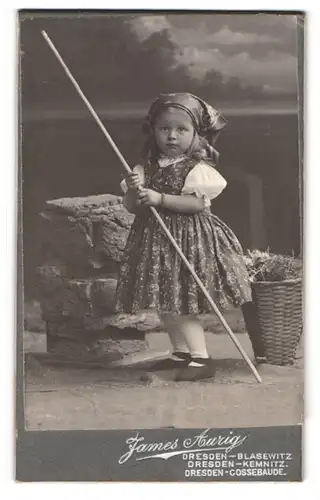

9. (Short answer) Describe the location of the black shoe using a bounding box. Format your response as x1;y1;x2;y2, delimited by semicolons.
175;357;216;382
150;352;191;371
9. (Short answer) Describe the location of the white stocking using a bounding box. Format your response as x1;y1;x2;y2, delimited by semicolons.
161;314;190;356
179;316;209;365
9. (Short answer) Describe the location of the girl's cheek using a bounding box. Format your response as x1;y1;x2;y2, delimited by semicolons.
163;134;169;142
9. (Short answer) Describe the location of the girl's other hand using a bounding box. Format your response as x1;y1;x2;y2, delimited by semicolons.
126;172;142;190
138;188;161;206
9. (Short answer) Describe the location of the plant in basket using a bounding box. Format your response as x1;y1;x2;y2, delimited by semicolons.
244;250;303;366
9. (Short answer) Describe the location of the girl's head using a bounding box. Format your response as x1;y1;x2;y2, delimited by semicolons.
142;93;227;164
154;107;195;158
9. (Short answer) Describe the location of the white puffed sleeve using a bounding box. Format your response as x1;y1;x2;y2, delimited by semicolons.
120;164;145;193
181;161;227;207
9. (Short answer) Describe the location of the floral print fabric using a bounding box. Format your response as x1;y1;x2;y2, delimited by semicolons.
115;158;252;315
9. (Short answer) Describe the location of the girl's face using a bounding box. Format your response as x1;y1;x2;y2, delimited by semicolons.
154;108;195;157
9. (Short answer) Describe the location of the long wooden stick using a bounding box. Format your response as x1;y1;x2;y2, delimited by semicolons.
41;30;262;383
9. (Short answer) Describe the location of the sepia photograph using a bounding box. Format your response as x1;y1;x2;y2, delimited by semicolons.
18;10;304;480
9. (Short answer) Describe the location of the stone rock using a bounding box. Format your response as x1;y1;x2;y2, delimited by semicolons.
92;277;118;313
93;338;149;357
38;194;134;274
35;194;154;360
38;276;118;319
85;311;161;333
45;317;148;358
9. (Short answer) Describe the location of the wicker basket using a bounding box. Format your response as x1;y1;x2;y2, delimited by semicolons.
251;278;303;366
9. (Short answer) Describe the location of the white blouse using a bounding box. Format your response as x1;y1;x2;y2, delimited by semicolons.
120;160;227;207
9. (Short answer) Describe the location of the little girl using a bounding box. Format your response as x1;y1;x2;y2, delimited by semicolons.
115;92;265;381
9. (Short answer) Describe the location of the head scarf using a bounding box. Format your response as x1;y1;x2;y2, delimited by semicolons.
142;93;227;164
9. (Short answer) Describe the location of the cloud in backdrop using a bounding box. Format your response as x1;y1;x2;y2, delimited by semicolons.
21;12;300;110
129;14;299;93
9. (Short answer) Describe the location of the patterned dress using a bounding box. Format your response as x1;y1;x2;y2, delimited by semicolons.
115;157;252;315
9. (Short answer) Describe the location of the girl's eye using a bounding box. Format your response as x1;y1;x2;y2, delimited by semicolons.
160;127;169;132
178;127;187;132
